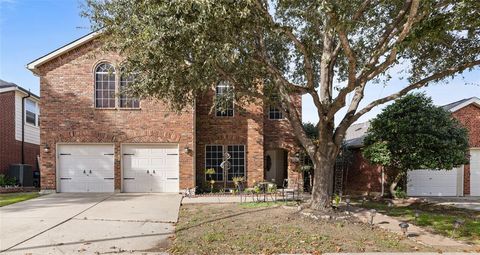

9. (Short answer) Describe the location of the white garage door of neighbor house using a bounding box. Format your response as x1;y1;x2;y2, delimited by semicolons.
407;167;462;197
122;144;179;193
58;144;115;192
470;149;480;196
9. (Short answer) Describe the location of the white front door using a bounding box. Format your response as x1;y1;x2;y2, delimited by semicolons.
407;167;463;197
58;144;114;192
122;144;179;193
470;149;480;196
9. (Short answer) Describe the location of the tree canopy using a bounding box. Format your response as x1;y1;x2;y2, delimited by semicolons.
83;0;480;208
363;93;469;172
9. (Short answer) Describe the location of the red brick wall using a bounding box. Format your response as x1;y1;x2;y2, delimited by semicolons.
452;104;480;195
264;95;302;186
347;103;480;195
0;91;40;175
345;149;383;195
195;91;302;189
36;38;301;192
36;39;194;191
195;91;265;189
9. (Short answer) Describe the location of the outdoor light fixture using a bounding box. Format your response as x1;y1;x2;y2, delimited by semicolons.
414;210;420;224
370;209;377;225
399;222;409;235
183;146;191;154
452;218;465;236
387;201;393;208
43;143;50;153
362;196;367;205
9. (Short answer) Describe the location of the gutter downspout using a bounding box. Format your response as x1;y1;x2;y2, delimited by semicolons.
21;91;31;164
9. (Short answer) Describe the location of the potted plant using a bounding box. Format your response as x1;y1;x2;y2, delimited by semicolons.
205;168;216;193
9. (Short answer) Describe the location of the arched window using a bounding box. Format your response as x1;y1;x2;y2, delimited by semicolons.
95;63;116;108
119;73;140;108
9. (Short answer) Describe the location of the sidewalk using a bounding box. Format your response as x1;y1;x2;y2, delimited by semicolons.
349;206;467;248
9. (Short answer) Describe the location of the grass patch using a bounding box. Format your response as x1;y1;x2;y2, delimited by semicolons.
0;192;40;207
239;201;297;208
171;203;436;254
358;200;480;245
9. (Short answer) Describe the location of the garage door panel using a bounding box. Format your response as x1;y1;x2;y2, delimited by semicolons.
58;145;114;193
122;144;179;193
471;149;480;196
407;167;461;197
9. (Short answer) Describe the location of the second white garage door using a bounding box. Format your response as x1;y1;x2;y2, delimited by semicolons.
122;144;179;193
407;166;463;197
470;149;480;196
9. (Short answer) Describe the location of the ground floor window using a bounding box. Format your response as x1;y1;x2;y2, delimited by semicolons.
227;145;245;181
205;144;246;181
205;145;224;181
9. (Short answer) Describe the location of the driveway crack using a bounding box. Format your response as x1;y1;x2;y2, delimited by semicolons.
1;194;114;253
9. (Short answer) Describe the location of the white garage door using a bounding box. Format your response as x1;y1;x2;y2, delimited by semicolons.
58;144;114;192
122;144;179;193
470;149;480;196
407;167;463;197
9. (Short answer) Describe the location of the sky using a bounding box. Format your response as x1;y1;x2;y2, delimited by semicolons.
1;0;479;126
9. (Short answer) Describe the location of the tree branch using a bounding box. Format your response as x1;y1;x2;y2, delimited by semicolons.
329;0;420;119
334;59;480;144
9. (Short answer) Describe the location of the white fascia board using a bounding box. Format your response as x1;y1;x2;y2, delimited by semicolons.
449;97;480;112
26;31;102;74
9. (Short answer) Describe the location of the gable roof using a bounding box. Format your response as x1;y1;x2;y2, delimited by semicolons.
344;122;370;148
442;97;480;112
344;96;480;148
26;31;101;75
0;79;40;99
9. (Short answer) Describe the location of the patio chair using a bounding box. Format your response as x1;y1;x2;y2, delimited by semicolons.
280;178;299;201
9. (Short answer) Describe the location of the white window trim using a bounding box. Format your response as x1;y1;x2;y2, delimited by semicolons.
94;62;141;110
94;62;117;109
215;82;234;117
24;98;39;127
226;144;246;182
268;105;284;120
204;144;224;182
204;144;246;183
119;73;141;109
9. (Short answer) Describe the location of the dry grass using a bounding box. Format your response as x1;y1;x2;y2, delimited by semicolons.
171;202;436;254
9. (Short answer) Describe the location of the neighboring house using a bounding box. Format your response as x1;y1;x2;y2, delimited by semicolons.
26;32;301;193
0;79;40;175
344;97;480;197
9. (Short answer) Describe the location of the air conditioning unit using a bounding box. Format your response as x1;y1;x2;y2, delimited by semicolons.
7;164;33;187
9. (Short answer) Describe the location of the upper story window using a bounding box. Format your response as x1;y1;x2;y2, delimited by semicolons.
269;105;284;120
95;63;116;108
119;74;140;108
215;81;234;117
25;99;38;126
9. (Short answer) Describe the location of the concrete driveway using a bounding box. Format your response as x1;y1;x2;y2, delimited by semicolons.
422;196;480;211
0;193;182;254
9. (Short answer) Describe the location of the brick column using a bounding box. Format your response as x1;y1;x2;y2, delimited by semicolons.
246;101;264;187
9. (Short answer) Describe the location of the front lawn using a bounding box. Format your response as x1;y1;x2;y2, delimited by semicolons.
358;200;480;245
0;192;40;207
171;202;435;254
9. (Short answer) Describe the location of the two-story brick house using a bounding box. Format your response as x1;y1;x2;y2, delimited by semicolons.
27;32;301;193
0;80;40;176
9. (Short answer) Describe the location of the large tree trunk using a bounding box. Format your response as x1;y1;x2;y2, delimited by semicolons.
310;155;336;210
309;132;339;210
